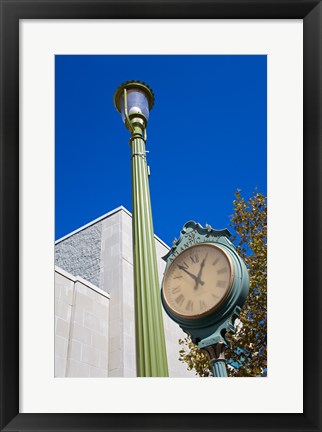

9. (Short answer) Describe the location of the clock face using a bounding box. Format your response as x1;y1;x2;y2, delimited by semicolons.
162;243;234;319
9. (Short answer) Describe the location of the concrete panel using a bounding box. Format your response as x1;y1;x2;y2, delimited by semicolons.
100;212;124;377
84;311;100;333
92;332;108;352
68;340;82;362
55;268;110;377
67;359;90;377
90;366;108;377
82;344;101;368
55;272;74;304
71;322;92;346
99;350;108;371
55;298;69;321
109;349;123;371
55;335;68;359
56;317;70;340
55;356;66;377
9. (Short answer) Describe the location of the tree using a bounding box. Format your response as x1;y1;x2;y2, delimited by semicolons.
178;190;267;377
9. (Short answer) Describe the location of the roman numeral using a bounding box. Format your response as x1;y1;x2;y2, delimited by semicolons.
212;257;220;267
173;275;183;279
217;280;226;288
217;267;227;275
190;254;199;264
175;294;185;306
178;261;189;271
172;286;181;294
186;300;193;312
212;293;219;299
199;300;207;311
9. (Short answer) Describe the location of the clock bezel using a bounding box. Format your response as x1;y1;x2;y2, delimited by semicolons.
162;242;235;320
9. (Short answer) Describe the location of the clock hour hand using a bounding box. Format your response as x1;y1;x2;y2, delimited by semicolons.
177;265;204;285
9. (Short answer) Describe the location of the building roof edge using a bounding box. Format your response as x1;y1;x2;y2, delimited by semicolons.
55;206;170;250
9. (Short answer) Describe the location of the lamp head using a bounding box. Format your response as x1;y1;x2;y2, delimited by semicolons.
114;81;155;131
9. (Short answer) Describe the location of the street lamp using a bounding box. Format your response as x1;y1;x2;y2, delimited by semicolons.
114;81;169;377
114;81;153;131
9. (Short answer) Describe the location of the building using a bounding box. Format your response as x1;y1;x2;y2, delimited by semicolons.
54;206;195;377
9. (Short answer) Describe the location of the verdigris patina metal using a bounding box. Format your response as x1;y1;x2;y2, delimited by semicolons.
161;221;250;377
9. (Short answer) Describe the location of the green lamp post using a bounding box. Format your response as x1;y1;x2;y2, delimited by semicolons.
114;81;169;377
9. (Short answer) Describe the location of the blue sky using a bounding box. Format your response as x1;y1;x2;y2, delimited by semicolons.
55;55;267;246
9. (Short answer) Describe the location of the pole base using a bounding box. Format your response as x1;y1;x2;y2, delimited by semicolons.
200;343;228;377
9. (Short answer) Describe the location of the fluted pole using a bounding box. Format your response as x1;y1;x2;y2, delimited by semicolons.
211;360;228;377
130;127;169;377
114;81;169;377
201;342;228;377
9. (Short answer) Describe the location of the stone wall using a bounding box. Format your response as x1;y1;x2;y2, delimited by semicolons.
55;267;110;377
55;222;102;288
55;207;195;377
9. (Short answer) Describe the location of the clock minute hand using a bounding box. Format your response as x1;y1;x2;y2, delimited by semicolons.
197;254;207;278
194;254;208;290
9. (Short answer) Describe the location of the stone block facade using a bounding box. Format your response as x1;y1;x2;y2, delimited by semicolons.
55;206;195;378
55;268;110;377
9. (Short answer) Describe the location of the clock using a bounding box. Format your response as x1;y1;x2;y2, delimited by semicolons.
162;243;234;320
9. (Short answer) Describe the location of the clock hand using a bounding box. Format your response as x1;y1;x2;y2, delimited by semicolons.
194;254;208;290
198;253;207;278
177;265;200;282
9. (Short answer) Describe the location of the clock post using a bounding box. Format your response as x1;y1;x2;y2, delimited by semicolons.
199;343;228;377
114;81;169;377
161;221;250;377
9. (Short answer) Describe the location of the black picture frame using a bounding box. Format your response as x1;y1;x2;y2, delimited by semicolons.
0;1;321;431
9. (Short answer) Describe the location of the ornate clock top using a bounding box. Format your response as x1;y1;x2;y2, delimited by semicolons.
162;220;232;265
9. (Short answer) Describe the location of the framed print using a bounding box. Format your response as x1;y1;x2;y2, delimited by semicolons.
1;0;321;431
